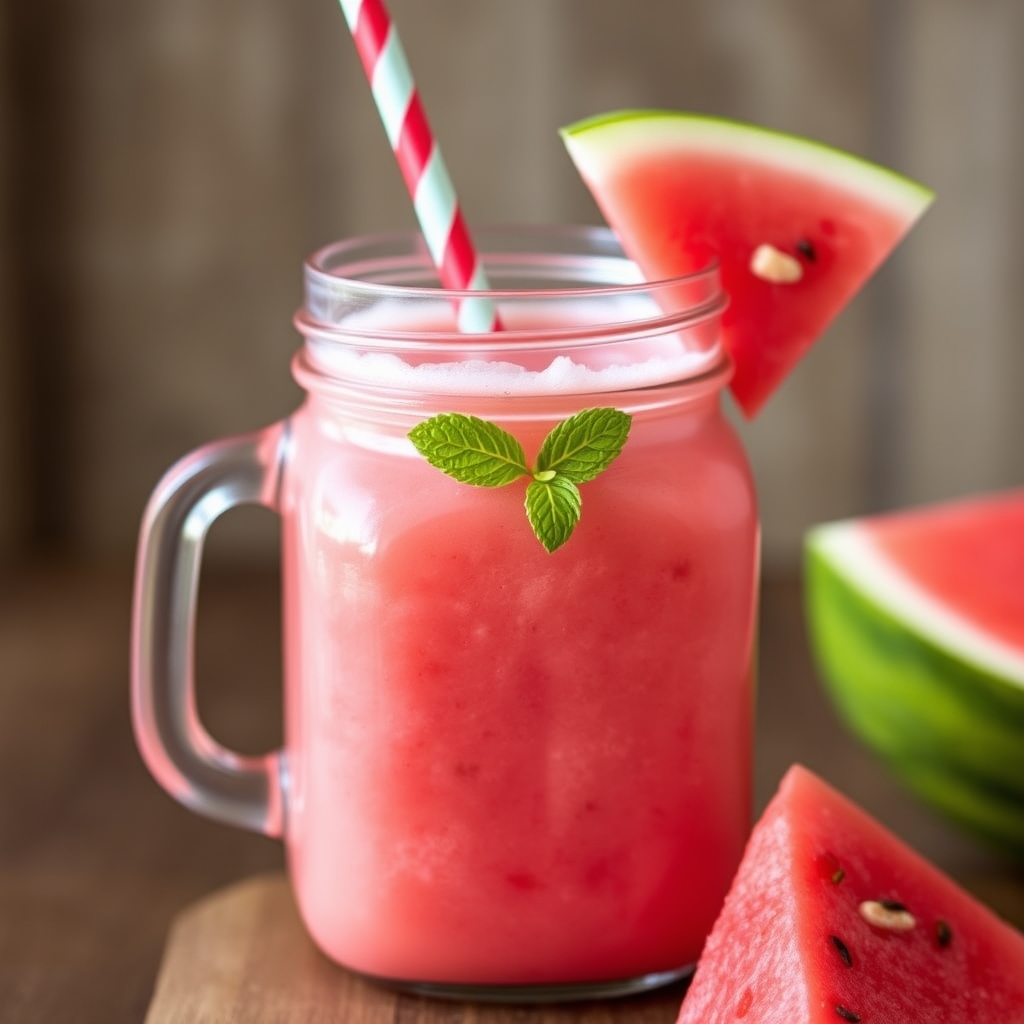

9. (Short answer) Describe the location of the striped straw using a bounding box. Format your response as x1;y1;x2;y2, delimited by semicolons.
338;0;500;334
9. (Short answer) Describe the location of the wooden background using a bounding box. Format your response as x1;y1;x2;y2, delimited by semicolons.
2;0;1023;570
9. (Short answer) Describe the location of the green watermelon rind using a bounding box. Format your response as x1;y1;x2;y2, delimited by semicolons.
805;522;1024;859
561;110;935;219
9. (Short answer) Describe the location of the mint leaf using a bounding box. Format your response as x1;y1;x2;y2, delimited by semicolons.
408;406;631;553
525;477;582;553
535;407;632;483
408;413;528;486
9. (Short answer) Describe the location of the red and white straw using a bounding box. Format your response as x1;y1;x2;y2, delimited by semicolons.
338;0;499;334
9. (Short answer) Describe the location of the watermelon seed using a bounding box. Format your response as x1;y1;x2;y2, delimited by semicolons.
859;899;917;931
935;919;953;948
818;851;845;884
879;899;908;912
830;935;853;967
834;1005;861;1022
750;243;804;284
796;238;817;262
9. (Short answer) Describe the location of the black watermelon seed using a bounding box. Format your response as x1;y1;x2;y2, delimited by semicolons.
830;935;853;967
878;898;909;913
835;1006;861;1023
936;919;953;948
819;852;845;884
796;238;817;262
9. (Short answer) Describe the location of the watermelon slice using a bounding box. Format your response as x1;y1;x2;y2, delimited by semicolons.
561;111;934;417
677;765;1024;1023
805;490;1024;859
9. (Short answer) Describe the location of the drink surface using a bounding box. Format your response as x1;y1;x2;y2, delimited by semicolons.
280;311;758;986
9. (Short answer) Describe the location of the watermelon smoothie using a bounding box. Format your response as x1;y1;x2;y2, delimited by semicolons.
130;227;759;998
279;228;760;991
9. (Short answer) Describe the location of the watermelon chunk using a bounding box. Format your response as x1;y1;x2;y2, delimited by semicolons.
677;765;1024;1023
561;111;934;417
805;490;1024;859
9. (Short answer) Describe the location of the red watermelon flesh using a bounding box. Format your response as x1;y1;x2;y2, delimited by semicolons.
562;112;934;417
864;489;1024;652
677;765;1024;1023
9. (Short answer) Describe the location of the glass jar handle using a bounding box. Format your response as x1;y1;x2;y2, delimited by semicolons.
130;421;290;837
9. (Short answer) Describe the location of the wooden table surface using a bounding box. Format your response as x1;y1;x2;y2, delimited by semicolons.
1;564;1021;1023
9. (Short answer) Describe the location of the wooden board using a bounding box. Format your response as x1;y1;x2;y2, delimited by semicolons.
143;873;687;1024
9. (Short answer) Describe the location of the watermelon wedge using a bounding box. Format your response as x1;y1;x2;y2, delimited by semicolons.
561;111;934;417
677;765;1024;1023
805;490;1024;860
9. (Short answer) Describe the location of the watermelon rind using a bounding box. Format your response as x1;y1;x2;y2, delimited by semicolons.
805;520;1024;859
562;110;935;222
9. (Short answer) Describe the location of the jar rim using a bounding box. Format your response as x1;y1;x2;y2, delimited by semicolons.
293;225;729;400
296;224;725;347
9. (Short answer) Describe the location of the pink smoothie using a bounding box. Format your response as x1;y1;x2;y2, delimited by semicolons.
279;339;758;986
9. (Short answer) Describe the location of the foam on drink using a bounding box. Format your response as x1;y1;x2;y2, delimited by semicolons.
304;295;722;397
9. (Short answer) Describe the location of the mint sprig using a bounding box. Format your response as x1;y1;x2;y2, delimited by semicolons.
408;408;631;553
